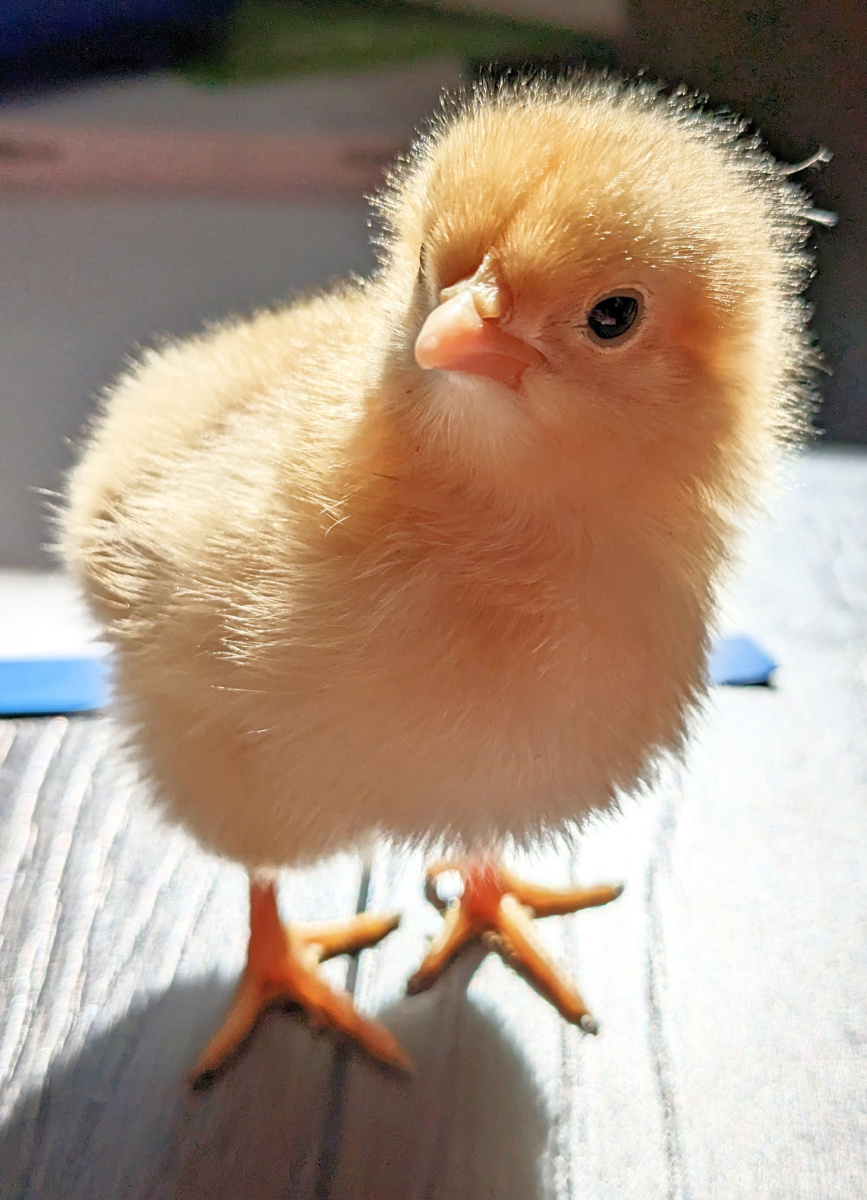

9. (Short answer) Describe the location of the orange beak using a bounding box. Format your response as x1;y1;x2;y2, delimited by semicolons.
414;260;544;388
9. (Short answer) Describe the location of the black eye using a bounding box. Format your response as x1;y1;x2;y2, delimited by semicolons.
587;294;641;341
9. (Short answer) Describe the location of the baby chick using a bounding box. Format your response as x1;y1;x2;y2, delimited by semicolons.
61;75;817;1077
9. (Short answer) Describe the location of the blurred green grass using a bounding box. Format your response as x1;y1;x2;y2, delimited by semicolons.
185;0;615;83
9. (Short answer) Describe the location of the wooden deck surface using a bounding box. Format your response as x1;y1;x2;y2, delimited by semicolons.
1;447;865;1199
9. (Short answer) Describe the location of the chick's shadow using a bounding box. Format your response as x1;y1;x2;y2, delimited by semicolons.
0;963;548;1200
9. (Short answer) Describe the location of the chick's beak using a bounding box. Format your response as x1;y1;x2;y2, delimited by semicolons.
414;263;543;388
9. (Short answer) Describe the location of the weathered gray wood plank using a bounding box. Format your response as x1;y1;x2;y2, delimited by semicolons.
651;450;867;1200
0;716;366;1200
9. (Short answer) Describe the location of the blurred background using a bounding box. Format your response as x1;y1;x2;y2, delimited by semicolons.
0;0;863;568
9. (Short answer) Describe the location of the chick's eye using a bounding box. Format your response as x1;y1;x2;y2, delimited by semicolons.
587;294;641;342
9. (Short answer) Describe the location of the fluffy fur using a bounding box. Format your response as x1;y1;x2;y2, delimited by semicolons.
61;75;818;866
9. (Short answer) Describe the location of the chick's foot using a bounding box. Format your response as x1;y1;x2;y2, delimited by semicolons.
407;858;622;1033
190;878;407;1084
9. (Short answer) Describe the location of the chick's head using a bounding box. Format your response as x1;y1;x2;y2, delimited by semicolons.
376;77;817;519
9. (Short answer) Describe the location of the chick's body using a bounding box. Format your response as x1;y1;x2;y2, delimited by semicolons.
63;78;815;879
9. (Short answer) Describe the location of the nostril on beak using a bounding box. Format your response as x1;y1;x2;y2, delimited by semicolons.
437;281;504;321
470;280;504;320
438;251;507;321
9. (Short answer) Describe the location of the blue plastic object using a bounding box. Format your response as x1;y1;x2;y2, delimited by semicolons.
709;635;777;687
0;656;111;715
0;635;776;717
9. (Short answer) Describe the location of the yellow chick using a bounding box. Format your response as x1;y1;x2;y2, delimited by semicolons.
61;75;818;1078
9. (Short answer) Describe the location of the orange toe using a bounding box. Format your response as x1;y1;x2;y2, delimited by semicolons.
190;879;407;1085
408;857;622;1034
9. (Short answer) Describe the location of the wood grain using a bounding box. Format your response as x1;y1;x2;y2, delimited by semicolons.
0;447;865;1198
0;718;368;1199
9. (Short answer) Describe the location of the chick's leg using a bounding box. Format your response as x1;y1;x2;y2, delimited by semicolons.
190;877;407;1084
407;858;622;1034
